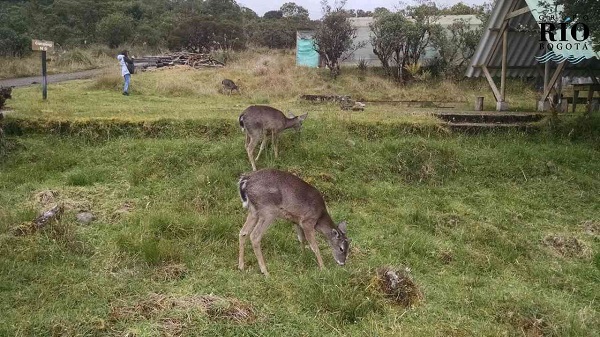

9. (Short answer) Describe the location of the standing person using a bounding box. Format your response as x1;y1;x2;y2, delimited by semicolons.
117;51;132;96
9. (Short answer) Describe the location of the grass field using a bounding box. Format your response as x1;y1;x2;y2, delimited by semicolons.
1;50;599;336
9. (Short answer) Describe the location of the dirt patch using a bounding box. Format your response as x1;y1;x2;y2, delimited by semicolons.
542;235;591;258
519;316;547;337
110;293;257;325
158;317;185;337
152;263;188;281
582;220;599;237
36;190;59;207
499;310;550;337
439;250;454;264
113;200;135;218
370;266;423;308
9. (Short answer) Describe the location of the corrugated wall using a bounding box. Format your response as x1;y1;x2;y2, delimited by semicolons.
296;30;319;68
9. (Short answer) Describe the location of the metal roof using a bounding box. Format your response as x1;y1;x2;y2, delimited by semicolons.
466;0;600;78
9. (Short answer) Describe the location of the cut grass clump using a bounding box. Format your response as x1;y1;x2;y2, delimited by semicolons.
371;266;423;308
582;220;599;237
542;234;591;259
151;263;188;282
110;293;257;325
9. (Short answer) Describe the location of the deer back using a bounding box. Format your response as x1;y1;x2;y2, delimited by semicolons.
239;169;327;222
239;105;289;134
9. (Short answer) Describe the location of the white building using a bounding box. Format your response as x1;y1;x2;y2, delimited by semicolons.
344;15;483;66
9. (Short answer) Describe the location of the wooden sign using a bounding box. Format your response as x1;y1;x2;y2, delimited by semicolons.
31;39;54;52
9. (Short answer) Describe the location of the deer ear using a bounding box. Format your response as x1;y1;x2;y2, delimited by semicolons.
331;228;340;238
298;113;308;121
338;221;347;234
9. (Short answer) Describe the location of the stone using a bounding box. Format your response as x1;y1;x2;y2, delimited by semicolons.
76;211;95;225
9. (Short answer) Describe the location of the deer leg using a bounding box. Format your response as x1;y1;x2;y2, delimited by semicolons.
303;225;325;270
245;135;259;171
255;133;267;162
239;212;259;271
273;132;279;159
249;214;276;276
294;224;306;251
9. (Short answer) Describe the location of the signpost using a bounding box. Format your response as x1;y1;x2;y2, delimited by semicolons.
31;39;54;100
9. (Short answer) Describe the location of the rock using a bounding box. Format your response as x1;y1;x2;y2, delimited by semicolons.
76;211;95;225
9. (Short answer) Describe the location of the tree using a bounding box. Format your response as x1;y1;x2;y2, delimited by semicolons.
202;0;242;20
96;13;134;48
313;1;362;77
440;2;479;15
249;20;296;49
370;6;443;82
430;19;481;76
550;0;600;52
263;10;283;20
0;27;30;56
370;12;409;80
168;15;246;52
280;2;309;20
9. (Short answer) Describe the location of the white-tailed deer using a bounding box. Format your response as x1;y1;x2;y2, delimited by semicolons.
238;105;307;171
222;79;240;94
237;169;350;276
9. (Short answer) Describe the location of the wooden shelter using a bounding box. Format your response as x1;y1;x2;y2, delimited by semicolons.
465;0;600;111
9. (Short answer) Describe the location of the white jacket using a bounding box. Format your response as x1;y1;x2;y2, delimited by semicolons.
117;54;130;76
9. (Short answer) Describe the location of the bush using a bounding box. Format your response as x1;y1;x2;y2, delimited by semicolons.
96;14;135;48
0;27;30;57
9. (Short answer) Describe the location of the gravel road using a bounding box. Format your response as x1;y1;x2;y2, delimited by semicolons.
0;69;105;88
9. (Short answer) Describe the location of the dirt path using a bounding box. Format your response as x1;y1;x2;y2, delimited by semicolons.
0;69;105;88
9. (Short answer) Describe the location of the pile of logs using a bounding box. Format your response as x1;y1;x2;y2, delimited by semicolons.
136;52;225;70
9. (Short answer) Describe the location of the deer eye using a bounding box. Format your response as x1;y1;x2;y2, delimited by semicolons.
339;247;344;252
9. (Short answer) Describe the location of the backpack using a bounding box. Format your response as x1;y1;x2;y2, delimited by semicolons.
125;57;135;74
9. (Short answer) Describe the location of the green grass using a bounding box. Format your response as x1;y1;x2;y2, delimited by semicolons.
0;50;599;336
1;121;599;336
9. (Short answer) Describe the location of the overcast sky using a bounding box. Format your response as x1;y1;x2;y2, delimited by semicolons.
237;0;488;19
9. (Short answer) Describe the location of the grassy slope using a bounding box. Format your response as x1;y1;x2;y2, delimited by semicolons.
6;49;541;122
1;50;599;336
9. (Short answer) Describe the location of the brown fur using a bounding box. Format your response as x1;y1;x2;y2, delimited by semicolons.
238;105;307;171
238;169;349;276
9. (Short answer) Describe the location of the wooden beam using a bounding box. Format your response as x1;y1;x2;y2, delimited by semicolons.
501;29;508;101
541;61;567;101
504;6;530;20
482;65;502;102
544;61;551;94
483;0;520;67
587;68;600;84
489;27;526;32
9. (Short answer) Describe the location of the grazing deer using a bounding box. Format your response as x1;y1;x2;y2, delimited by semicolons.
222;79;240;94
238;169;350;276
238;105;307;171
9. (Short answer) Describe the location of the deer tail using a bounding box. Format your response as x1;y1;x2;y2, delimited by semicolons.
238;114;245;132
238;175;249;208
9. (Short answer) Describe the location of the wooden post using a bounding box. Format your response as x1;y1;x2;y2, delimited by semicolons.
496;29;509;111
41;51;47;100
31;39;53;100
500;30;508;101
543;60;550;94
475;97;484;111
